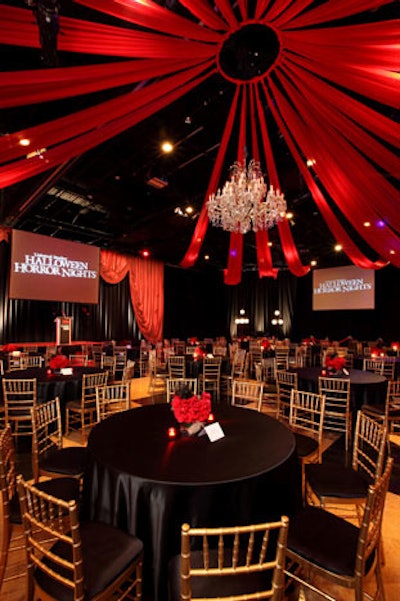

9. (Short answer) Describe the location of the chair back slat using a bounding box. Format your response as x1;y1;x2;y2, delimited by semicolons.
2;378;37;439
231;380;264;412
353;410;387;484
96;383;130;421
180;518;289;601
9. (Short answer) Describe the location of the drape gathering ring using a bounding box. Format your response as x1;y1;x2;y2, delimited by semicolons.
216;20;281;84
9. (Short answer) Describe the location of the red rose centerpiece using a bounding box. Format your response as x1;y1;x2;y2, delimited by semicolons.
49;354;69;370
325;353;346;374
171;385;211;436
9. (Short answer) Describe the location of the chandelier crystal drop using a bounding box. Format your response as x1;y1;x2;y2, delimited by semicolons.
207;159;287;234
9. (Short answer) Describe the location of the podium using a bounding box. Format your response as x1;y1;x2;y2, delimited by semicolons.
55;316;73;345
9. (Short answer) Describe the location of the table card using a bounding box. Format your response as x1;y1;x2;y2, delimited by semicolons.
60;367;73;375
204;421;225;442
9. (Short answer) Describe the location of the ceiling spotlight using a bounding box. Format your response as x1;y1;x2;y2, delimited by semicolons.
363;221;371;227
286;212;294;220
19;138;31;147
306;158;316;167
310;260;317;266
161;141;173;153
185;116;192;124
274;309;280;316
334;243;343;252
185;206;194;215
267;241;273;247
204;254;210;260
140;249;150;258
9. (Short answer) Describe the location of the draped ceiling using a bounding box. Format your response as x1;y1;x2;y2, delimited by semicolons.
0;0;398;284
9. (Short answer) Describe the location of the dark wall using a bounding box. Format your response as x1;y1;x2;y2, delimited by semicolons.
1;239;399;344
290;266;400;343
163;266;229;340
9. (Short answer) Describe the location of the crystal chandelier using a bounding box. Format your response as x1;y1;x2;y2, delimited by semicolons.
207;159;287;234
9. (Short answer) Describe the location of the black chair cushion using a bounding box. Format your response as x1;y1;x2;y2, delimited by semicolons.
65;399;82;410
362;403;400;418
294;433;319;458
306;463;369;498
34;521;143;601
41;446;88;476
287;506;374;577
168;548;271;601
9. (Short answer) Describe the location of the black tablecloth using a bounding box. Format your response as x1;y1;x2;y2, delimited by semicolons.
83;404;300;601
295;367;387;409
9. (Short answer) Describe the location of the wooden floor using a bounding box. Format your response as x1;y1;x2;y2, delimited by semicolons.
1;378;399;600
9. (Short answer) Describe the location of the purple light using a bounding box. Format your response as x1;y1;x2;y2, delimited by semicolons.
230;249;237;257
377;220;385;228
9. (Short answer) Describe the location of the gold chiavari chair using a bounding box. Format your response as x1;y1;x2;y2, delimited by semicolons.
318;375;352;452
68;353;88;366
20;354;44;369
289;389;326;501
306;410;387;523
101;354;117;381
276;370;298;424
285;457;393;601
17;475;144;601
166;378;198;404
2;378;37;443
0;426;81;591
362;378;400;436
198;356;222;402
96;382;130;421
31;397;88;483
231;379;264;412
168;355;186;379
65;371;109;443
169;517;289;601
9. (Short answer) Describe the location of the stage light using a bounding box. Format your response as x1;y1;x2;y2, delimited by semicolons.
161;141;173;153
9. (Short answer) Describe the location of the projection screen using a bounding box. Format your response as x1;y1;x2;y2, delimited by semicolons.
9;229;100;303
313;265;375;311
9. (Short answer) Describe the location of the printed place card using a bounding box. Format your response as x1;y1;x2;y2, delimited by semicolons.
60;367;73;375
204;421;225;442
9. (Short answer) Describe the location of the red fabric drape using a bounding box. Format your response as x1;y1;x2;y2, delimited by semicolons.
0;5;220;56
0;63;214;187
0;227;10;243
100;250;163;343
0;0;397;281
262;82;388;270
0;58;211;109
75;0;222;43
223;86;248;285
265;75;400;264
254;83;309;277
180;86;241;268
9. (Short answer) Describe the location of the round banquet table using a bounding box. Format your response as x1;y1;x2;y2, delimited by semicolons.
1;366;104;427
83;404;301;601
295;367;388;409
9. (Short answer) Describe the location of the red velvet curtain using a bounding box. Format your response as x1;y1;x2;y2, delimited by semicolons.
0;227;10;243
100;251;164;344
